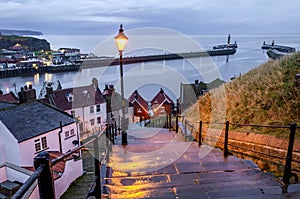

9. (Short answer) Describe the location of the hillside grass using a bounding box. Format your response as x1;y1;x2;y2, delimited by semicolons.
185;52;300;136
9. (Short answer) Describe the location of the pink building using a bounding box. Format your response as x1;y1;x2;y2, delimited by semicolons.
0;101;83;198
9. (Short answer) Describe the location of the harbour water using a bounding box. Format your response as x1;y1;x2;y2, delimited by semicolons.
1;33;300;101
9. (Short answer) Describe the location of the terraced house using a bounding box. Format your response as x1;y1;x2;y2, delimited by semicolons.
0;101;83;198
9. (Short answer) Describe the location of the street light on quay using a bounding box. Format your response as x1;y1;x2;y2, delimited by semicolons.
115;24;128;145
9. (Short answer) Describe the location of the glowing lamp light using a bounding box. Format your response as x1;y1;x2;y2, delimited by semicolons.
114;24;128;54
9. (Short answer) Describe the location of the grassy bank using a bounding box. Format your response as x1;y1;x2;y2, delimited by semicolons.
185;52;300;136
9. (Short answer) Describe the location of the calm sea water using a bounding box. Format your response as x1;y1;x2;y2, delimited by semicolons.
1;33;300;101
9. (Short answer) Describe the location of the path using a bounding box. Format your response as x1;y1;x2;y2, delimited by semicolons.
103;127;300;199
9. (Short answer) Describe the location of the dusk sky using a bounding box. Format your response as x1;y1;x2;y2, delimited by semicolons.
0;0;299;35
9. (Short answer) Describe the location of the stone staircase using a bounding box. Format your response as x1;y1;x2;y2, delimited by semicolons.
101;128;298;199
62;128;300;199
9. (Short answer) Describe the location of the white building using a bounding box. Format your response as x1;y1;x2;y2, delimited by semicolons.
0;101;83;199
42;78;107;140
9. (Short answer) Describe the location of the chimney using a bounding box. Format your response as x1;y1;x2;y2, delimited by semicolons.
91;78;99;89
45;83;53;97
18;85;36;103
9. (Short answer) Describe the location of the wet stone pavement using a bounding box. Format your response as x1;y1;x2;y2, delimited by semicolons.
102;127;300;199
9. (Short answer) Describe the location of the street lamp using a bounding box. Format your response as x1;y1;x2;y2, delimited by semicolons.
115;24;128;145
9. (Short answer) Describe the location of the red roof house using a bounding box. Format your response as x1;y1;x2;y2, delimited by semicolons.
151;88;174;116
128;90;149;121
0;92;19;104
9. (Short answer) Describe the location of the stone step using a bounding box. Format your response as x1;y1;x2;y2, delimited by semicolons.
104;170;280;195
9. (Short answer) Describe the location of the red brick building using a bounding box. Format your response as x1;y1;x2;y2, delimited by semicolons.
151;88;174;117
128;90;149;121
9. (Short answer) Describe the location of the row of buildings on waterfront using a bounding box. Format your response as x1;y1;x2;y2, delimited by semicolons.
0;77;179;198
0;43;86;69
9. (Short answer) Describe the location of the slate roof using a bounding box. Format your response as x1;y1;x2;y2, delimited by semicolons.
0;101;75;142
128;90;148;112
151;88;174;106
42;85;106;111
0;102;16;109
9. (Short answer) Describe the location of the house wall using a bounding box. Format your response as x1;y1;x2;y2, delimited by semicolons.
0;163;38;199
61;123;80;153
19;128;60;166
0;121;20;165
54;159;83;199
133;102;149;120
0;167;7;182
67;103;107;134
5;164;33;183
18;123;78;167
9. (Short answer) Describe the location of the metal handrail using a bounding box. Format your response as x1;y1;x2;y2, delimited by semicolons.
176;115;299;193
11;165;44;199
52;129;105;166
12;126;109;199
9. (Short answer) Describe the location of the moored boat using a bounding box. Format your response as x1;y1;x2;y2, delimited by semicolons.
263;41;296;59
266;49;289;59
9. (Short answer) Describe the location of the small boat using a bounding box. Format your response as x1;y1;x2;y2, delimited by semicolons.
266;49;294;59
262;41;296;59
213;34;238;49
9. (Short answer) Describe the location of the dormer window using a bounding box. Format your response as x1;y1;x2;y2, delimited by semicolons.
66;93;74;102
82;90;91;99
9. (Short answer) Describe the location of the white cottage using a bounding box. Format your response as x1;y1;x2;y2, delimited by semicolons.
0;101;83;198
42;78;107;140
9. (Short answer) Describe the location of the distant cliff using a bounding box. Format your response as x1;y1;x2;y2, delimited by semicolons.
0;35;50;51
0;29;43;36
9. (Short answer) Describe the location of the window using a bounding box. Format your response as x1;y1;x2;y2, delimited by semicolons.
96;105;101;112
97;117;101;124
70;129;75;136
90;106;94;114
90;119;95;126
41;137;47;149
35;140;41;152
35;137;47;152
137;107;142;113
65;131;69;138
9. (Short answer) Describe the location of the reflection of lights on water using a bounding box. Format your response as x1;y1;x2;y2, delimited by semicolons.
45;73;53;82
34;74;40;85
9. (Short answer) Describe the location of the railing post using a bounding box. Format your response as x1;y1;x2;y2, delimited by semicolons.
106;124;109;148
93;135;101;199
224;121;229;156
198;121;202;146
184;119;187;135
282;123;297;193
111;124;115;145
169;113;171;130
34;151;55;199
175;115;179;133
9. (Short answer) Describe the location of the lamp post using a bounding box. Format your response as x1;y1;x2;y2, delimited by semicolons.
115;24;128;145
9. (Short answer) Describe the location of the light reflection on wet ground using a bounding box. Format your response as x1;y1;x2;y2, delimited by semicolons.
102;128;300;199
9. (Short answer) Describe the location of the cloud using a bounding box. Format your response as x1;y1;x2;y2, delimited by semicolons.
0;0;299;34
